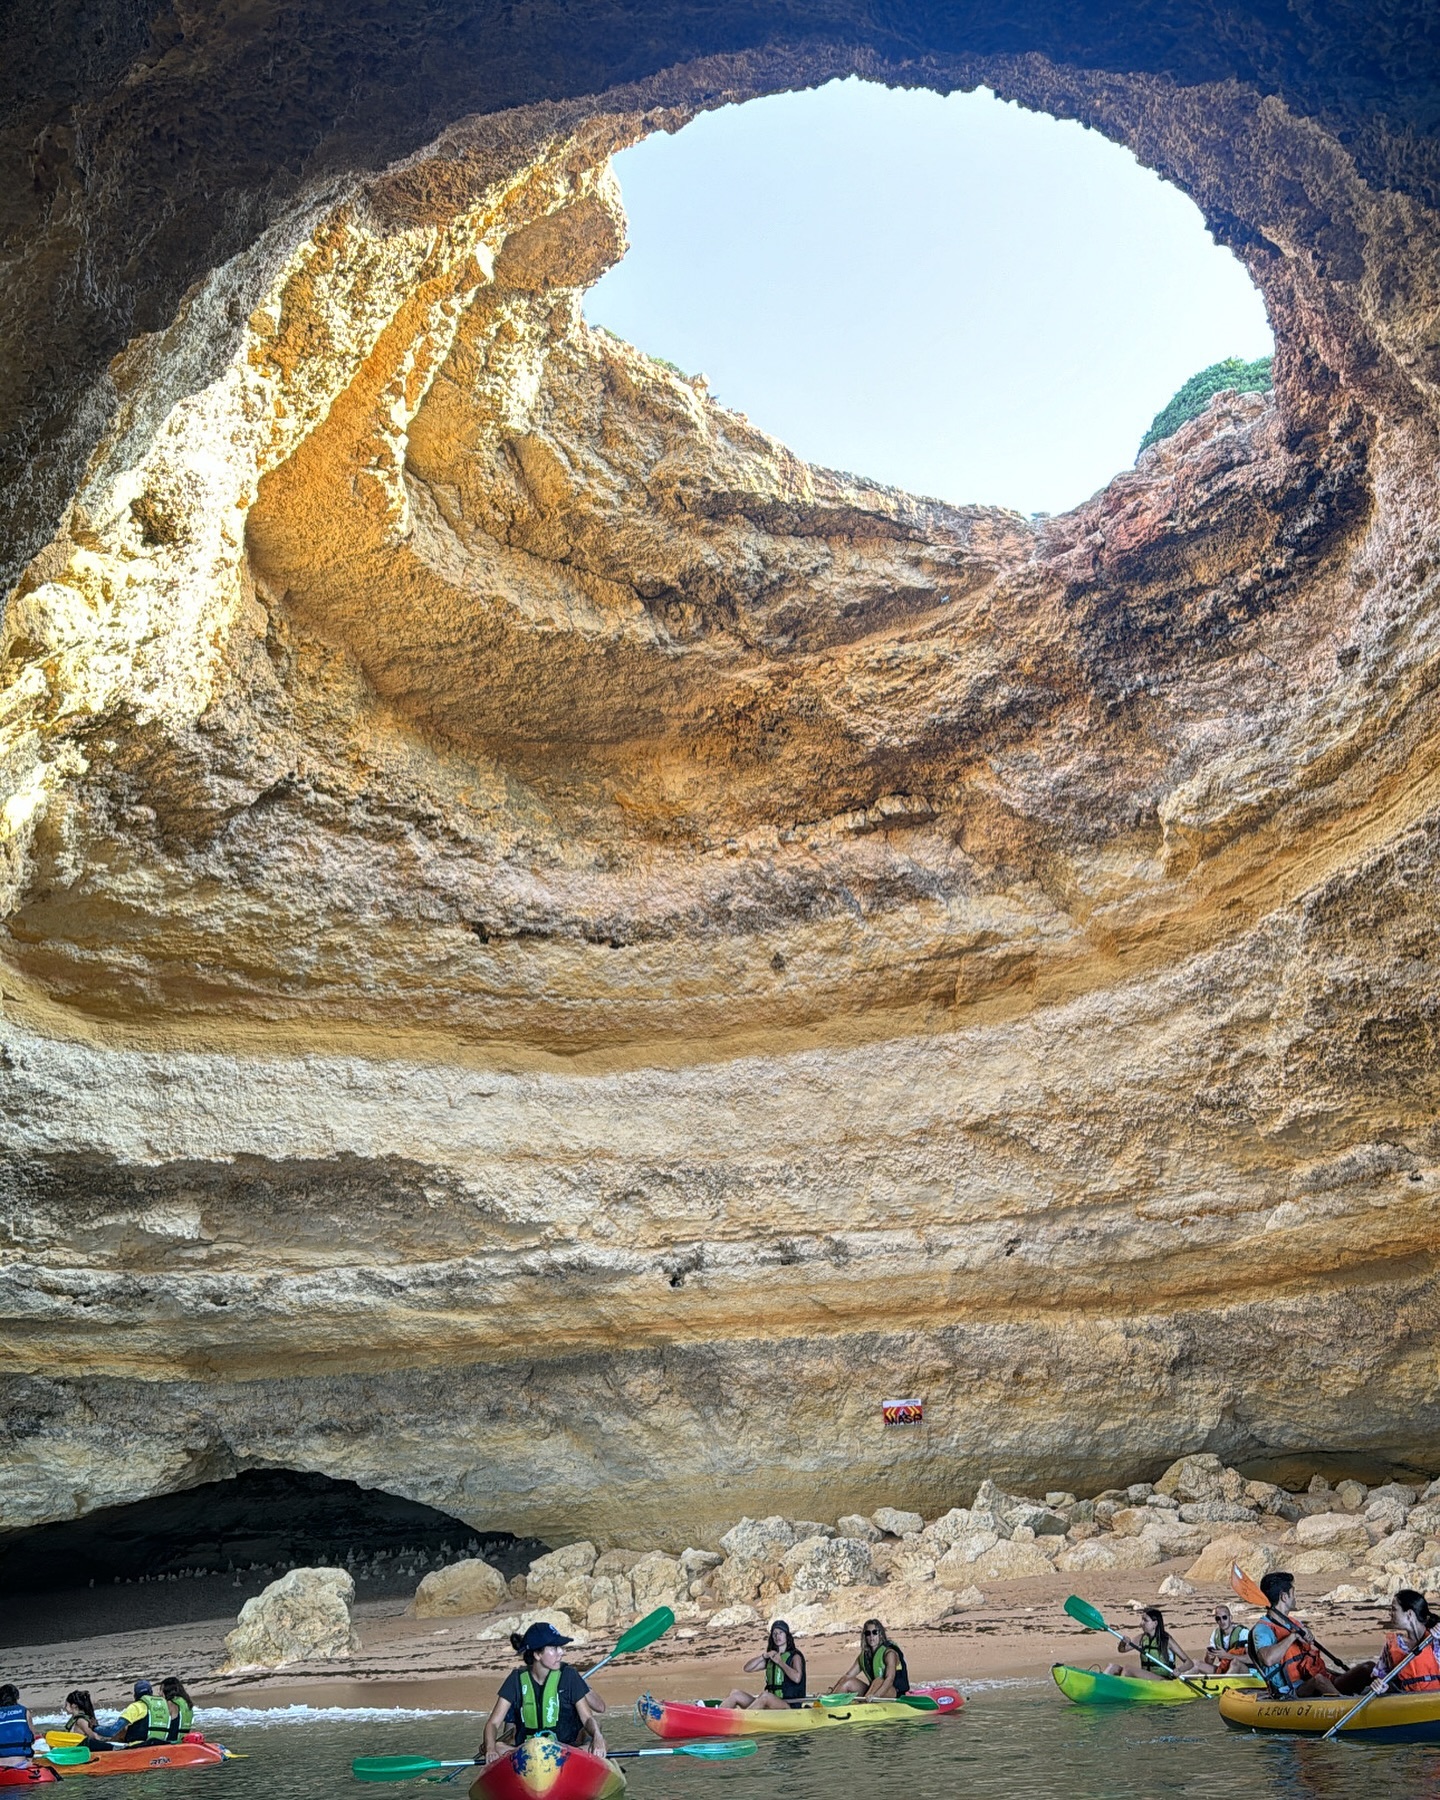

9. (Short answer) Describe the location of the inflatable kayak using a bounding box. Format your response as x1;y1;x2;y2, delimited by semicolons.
638;1693;933;1738
471;1740;625;1800
1219;1686;1440;1743
39;1742;227;1776
0;1772;60;1788
1052;1665;1264;1706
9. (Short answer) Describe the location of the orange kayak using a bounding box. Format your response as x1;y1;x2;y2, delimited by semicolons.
45;1743;226;1778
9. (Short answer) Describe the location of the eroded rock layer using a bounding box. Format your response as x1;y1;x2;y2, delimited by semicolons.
3;4;1440;1546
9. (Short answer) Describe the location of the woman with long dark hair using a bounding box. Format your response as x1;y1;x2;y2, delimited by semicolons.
1104;1606;1196;1679
721;1619;806;1709
61;1692;115;1753
160;1679;195;1741
834;1619;911;1697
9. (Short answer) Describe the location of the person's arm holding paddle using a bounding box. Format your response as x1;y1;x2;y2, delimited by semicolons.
480;1696;514;1767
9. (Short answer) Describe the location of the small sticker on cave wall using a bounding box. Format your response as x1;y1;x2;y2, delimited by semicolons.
883;1398;924;1426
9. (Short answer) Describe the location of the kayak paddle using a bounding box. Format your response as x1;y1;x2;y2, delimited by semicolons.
584;1607;676;1680
42;1749;92;1767
610;1741;758;1760
1228;1564;1349;1673
815;1693;938;1710
355;1759;475;1781
1321;1624;1440;1740
1063;1595;1209;1695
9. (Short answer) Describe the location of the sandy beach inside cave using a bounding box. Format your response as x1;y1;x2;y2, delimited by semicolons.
4;1568;1387;1719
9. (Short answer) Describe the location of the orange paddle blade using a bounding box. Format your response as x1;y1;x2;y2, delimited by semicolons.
1230;1563;1268;1607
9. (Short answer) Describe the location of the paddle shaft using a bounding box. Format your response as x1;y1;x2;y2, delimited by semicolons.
1321;1627;1440;1740
1096;1622;1211;1695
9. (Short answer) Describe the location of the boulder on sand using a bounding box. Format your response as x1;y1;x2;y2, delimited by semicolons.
1154;1454;1226;1503
720;1517;797;1560
221;1567;360;1669
526;1543;598;1603
1183;1535;1280;1585
410;1557;509;1617
629;1551;684;1611
1295;1513;1371;1556
782;1536;877;1592
968;1539;1055;1580
1055;1537;1163;1573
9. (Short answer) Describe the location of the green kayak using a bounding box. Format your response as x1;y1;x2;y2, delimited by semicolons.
1052;1664;1265;1706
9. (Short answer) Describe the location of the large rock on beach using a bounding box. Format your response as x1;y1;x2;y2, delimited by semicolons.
872;1507;924;1538
221;1567;360;1669
1056;1536;1164;1573
720;1518;797;1561
783;1535;877;1592
476;1608;589;1645
526;1543;598;1603
1295;1513;1372;1556
410;1557;509;1617
1183;1536;1281;1584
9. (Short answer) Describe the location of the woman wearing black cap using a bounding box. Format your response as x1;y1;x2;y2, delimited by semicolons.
479;1622;608;1765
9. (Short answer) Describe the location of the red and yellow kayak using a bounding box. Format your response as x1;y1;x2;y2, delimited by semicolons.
638;1693;937;1738
42;1743;226;1777
471;1741;625;1800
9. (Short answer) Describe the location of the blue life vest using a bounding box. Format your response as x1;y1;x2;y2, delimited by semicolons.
0;1704;31;1756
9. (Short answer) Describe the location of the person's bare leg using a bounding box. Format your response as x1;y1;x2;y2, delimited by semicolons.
751;1694;789;1710
720;1690;755;1709
831;1676;866;1695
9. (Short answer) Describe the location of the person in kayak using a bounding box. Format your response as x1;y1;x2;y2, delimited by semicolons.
1202;1605;1252;1673
159;1680;196;1740
835;1619;910;1697
1248;1571;1339;1697
1104;1607;1197;1679
479;1622;607;1765
720;1620;806;1709
1366;1590;1440;1693
0;1687;36;1770
61;1692;116;1753
106;1678;192;1744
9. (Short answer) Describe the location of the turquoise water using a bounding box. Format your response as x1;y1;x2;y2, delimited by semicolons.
133;1693;1440;1800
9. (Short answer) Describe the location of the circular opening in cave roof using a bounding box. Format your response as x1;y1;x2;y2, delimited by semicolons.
586;77;1275;515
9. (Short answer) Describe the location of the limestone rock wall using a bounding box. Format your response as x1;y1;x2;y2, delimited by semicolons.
3;4;1440;1547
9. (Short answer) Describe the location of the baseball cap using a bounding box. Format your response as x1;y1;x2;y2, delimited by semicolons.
520;1622;572;1652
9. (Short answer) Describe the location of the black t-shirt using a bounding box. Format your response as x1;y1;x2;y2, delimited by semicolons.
498;1664;590;1745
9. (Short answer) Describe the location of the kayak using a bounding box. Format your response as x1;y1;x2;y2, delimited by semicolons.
638;1694;933;1738
0;1773;60;1788
471;1740;625;1800
687;1684;964;1718
39;1742;226;1776
1052;1665;1265;1706
1219;1687;1440;1743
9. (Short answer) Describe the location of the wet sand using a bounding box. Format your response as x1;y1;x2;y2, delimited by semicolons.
3;1563;1392;1717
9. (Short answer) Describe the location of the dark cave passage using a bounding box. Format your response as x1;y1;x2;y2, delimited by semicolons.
0;1469;547;1649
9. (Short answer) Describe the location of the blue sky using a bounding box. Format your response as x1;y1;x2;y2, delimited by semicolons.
584;79;1274;517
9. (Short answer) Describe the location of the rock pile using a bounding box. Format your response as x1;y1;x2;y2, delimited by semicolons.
428;1462;1440;1640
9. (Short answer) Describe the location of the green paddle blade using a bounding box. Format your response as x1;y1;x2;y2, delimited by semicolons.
893;1696;939;1711
1064;1595;1109;1633
354;1758;467;1782
45;1750;92;1767
676;1741;758;1759
612;1606;675;1658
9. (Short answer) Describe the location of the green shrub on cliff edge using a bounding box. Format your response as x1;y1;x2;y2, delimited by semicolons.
1139;354;1273;454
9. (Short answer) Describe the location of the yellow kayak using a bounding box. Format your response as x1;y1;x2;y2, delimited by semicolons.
1219;1686;1440;1743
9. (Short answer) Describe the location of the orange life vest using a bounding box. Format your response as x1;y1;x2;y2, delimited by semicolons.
1261;1618;1327;1694
1384;1631;1440;1692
